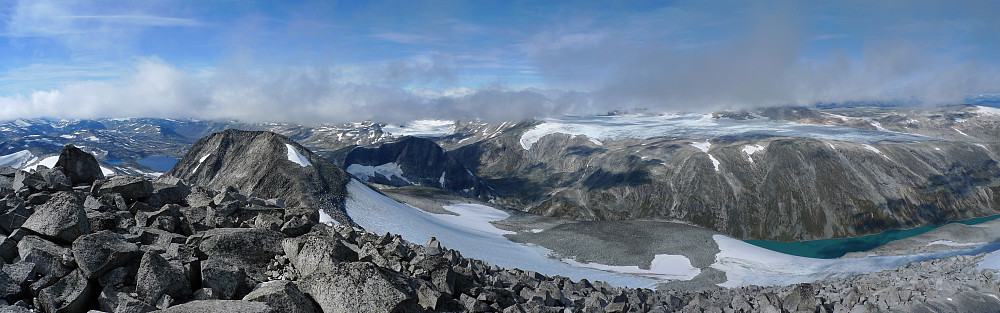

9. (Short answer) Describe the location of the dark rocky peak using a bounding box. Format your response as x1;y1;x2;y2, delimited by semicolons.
344;136;493;199
165;129;352;225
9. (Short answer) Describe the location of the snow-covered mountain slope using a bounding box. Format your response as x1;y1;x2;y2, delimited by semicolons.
0;150;37;168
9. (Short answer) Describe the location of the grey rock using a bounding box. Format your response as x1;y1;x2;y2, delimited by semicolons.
0;270;21;300
282;234;357;277
0;198;30;234
241;280;319;313
136;252;191;304
71;230;141;279
98;286;156;313
157;300;272;313
21;191;90;243
279;216;311;237
16;235;71;277
200;258;248;300
146;177;190;208
36;167;71;191
11;171;46;192
2;261;35;292
195;228;285;281
55;144;105;185
299;262;419;313
99;176;153;201
0;229;25;263
36;269;93;313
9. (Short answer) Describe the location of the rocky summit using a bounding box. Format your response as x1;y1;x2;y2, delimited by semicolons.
165;129;353;226
0;133;994;312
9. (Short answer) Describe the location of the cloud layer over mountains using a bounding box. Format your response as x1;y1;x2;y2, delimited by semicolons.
1;0;998;123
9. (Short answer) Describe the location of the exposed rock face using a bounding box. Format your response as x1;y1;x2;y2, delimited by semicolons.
452;129;1000;240
165;129;352;225
345;136;493;199
54;144;104;185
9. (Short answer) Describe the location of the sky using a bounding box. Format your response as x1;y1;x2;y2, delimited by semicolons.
0;0;998;123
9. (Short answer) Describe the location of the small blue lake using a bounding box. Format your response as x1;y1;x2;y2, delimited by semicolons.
746;214;1000;259
105;160;124;165
137;156;179;172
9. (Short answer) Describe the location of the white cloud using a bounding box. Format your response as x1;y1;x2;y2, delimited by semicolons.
0;57;584;124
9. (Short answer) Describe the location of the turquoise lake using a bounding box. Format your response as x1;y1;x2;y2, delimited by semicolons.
746;214;1000;259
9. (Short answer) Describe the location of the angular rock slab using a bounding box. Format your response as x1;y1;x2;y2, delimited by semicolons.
37;269;93;313
136;252;192;304
99;176;153;201
55;144;105;185
71;230;140;279
299;262;419;313
158;300;272;313
21;192;90;243
242;280;319;313
196;228;285;281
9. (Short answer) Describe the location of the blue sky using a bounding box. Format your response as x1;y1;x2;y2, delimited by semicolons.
0;0;997;123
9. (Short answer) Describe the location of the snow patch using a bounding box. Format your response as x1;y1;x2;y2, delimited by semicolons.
0;150;37;169
977;106;1000;116
346;163;413;185
562;254;700;281
979;250;1000;270
344;179;662;288
711;235;1000;288
690;141;720;171
861;144;889;159
439;172;446;188
975;144;988;150
21;155;59;171
954;128;969;136
383;120;456;137
85;136;99;142
926;240;985;247
100;167;115;176
742;144;765;163
284;144;311;167
318;209;338;225
59;134;75;139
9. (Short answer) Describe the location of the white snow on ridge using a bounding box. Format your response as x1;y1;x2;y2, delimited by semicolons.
383;120;456;137
690;141;720;171
861;144;889;159
343;179;662;288
21;155;59;172
285;144;311;167
742;144;765;163
977;106;1000;116
346;163;412;184
562;254;701;281
0;150;37;169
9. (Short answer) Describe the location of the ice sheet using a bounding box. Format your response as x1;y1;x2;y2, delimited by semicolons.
519;114;938;150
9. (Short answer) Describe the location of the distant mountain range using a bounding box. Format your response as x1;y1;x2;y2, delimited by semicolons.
4;104;1000;240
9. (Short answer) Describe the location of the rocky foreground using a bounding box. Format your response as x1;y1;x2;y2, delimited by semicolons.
0;144;998;312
